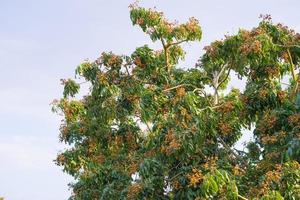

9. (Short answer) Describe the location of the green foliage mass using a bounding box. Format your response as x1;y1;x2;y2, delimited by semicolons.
53;4;300;200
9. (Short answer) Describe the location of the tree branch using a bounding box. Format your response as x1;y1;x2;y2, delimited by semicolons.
198;104;223;112
78;81;88;85
160;37;166;48
217;64;228;80
168;171;185;181
238;194;249;200
124;63;131;76
287;49;299;98
193;88;207;97
163;83;201;92
218;137;248;167
287;49;296;82
277;44;300;49
168;39;188;47
217;69;231;90
162;84;186;92
160;37;172;73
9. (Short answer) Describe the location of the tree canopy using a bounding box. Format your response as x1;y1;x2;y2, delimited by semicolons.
53;3;300;200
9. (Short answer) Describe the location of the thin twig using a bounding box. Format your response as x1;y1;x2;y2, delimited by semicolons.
168;171;184;181
162;84;186;92
162;84;202;93
277;44;300;49
198;104;223;112
193;88;207;97
78;81;88;85
168;39;188;47
280;82;290;86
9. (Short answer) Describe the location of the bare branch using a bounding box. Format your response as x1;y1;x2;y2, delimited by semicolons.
162;84;186;92
238;194;249;200
78;81;88;85
217;69;231;90
198;104;223;112
168;39;188;47
217;64;228;80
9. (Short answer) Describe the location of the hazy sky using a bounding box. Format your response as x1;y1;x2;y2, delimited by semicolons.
1;0;300;199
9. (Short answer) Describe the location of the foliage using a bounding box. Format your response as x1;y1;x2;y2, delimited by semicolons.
53;4;300;200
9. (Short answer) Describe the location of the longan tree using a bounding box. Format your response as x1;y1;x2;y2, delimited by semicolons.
53;4;300;200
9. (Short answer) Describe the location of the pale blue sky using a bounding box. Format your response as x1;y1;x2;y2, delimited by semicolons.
0;0;299;199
